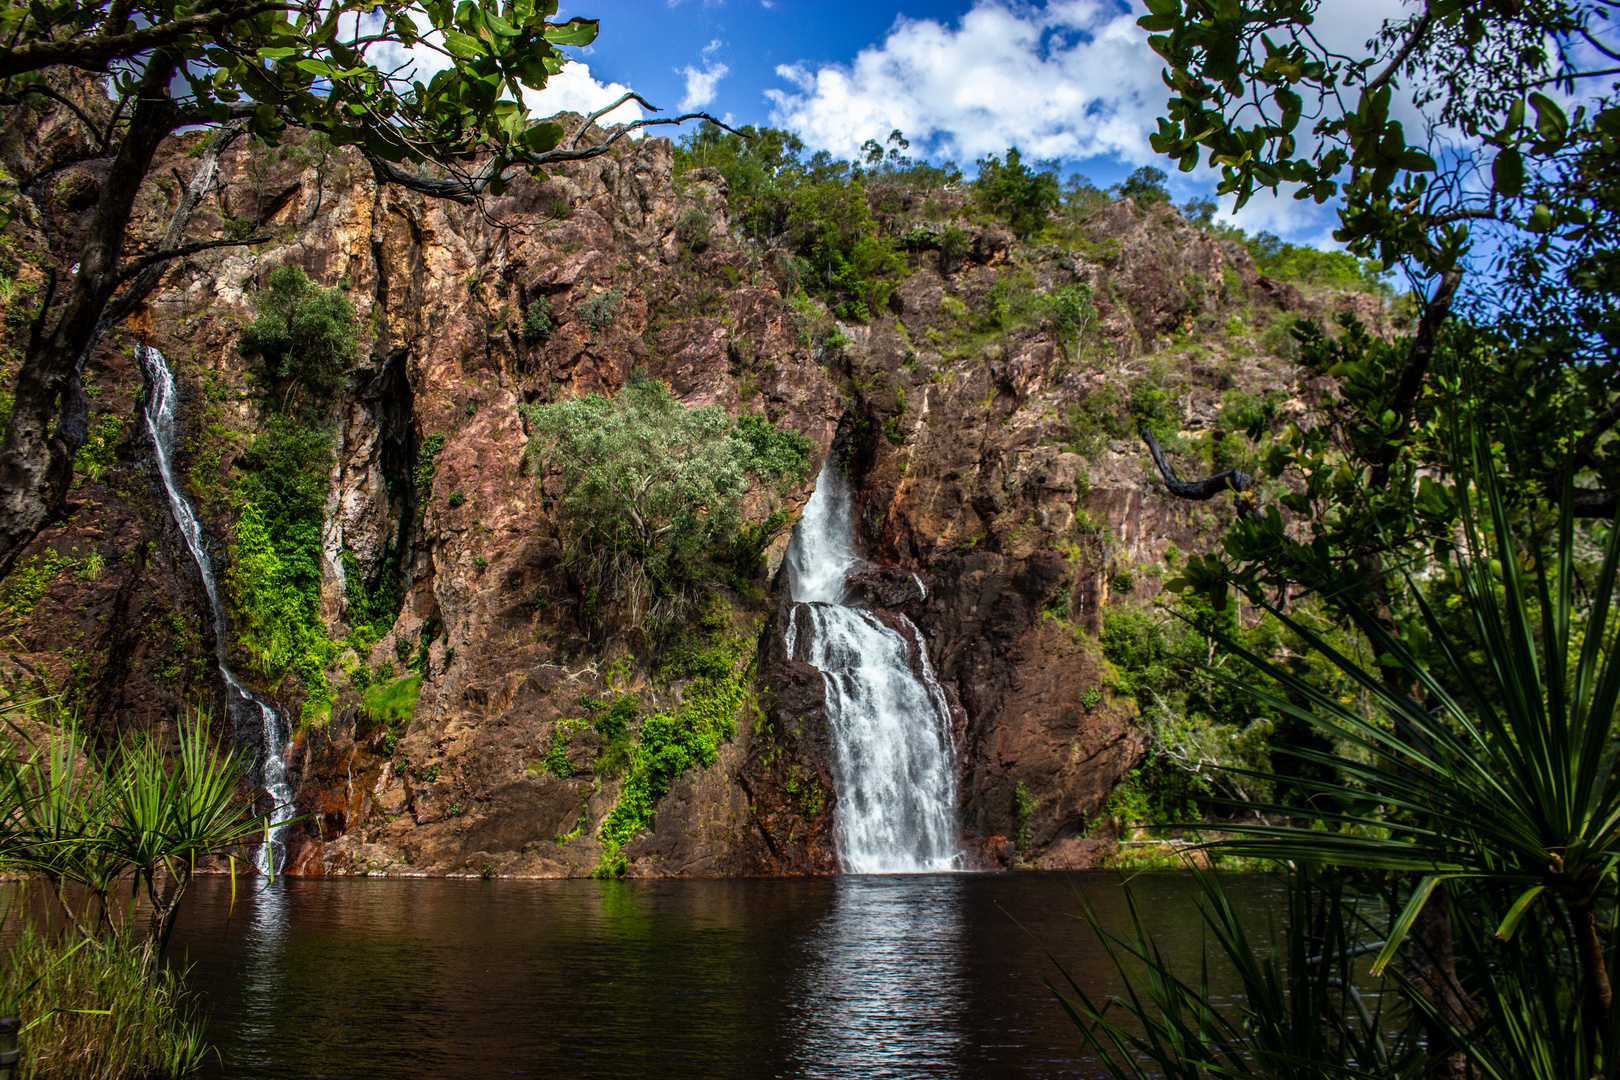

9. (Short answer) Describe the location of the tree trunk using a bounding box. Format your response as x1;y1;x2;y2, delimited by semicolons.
0;53;177;575
1571;898;1613;1032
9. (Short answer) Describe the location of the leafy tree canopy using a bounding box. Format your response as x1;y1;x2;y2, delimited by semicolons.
518;380;811;632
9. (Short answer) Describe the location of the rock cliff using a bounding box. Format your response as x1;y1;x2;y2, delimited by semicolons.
0;101;1379;875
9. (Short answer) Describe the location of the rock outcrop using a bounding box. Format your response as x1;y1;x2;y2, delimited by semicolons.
0;98;1383;875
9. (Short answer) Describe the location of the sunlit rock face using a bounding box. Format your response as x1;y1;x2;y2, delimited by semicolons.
0;89;1365;875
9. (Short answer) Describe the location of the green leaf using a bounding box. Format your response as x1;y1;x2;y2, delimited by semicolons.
1527;203;1554;233
485;11;519;36
256;46;299;60
441;29;485;59
1492;146;1524;197
1371;875;1439;975
518;121;563;152
1529;91;1568;142
542;16;597;45
1494;884;1545;940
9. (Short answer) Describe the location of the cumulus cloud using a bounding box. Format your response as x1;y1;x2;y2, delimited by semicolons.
680;61;730;111
525;62;645;126
766;0;1163;164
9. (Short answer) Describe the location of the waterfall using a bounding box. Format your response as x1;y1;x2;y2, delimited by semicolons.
139;345;294;875
784;461;959;873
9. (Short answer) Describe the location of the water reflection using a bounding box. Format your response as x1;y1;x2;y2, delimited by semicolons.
787;875;965;1077
165;873;1281;1080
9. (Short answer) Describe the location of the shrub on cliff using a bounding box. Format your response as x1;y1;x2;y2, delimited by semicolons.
518;380;811;632
230;416;340;716
974;148;1062;239
237;264;363;397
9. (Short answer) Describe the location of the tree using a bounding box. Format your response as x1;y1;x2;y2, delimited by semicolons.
518;379;811;632
236;263;361;396
0;1;723;577
974;147;1062;238
1115;164;1170;205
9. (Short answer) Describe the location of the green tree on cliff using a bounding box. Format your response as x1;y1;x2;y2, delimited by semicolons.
519;380;811;633
0;0;725;579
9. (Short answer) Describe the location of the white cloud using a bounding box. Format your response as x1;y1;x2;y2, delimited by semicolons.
525;62;646;126
680;61;730;111
766;0;1163;164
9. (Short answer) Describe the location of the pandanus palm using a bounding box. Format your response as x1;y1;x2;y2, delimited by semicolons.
1210;441;1620;1029
0;714;271;952
1061;436;1620;1079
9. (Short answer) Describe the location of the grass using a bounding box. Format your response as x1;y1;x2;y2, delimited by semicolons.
360;674;422;729
0;920;209;1080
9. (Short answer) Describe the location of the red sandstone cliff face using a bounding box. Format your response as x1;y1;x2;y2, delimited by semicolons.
0;101;1380;875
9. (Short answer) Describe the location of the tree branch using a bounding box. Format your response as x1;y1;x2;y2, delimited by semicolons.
114;235;268;283
0;84;106;148
1141;425;1259;514
0;1;296;78
1363;9;1433;96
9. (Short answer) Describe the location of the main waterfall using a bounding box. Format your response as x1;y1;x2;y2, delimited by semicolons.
139;345;295;875
783;461;959;873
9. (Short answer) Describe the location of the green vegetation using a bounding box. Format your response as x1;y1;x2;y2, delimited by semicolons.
414;433;446;489
4;550;70;619
340;549;402;646
0;714;266;1077
236;264;363;396
596;619;749;874
1114;165;1170;205
361;674;422;729
1;921;209;1080
577;285;624;334
76;413;123;481
1012;782;1037;854
517;379;811;633
973;148;1062;239
1246;231;1389;293
521;298;555;345
228;418;340;719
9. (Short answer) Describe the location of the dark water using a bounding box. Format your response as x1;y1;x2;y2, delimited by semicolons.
166;872;1280;1080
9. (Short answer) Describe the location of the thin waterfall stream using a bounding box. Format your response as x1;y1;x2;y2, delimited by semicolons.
139;344;294;875
783;461;959;873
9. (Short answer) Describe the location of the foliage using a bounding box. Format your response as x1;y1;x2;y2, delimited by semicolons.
786;180;903;320
518;380;811;631
1013;782;1037;853
4;550;69;619
0;920;210;1080
229;419;338;714
1058;867;1417;1080
75;414;123;481
0;716;268;951
973;147;1061;239
577;285;624;334
414;433;446;489
596;637;747;872
1074;441;1620;1077
360;675;422;733
1114;165;1170;206
340;549;402;645
1247;232;1389;294
521;298;555;345
236;264;362;396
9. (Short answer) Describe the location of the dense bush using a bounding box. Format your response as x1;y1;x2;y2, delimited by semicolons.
237;263;363;395
229;417;340;715
1247;231;1389;293
518;379;812;631
973;147;1061;238
521;298;555;345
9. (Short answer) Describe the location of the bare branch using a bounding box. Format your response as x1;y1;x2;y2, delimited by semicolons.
1141;425;1259;516
1363;9;1434;96
114;235;268;283
0;84;105;147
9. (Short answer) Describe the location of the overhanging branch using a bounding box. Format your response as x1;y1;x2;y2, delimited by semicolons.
1141;425;1259;516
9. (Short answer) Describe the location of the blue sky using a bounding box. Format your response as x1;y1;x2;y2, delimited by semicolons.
520;1;1413;247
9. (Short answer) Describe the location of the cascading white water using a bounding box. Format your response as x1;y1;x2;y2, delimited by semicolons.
139;344;294;875
784;461;959;873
